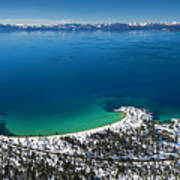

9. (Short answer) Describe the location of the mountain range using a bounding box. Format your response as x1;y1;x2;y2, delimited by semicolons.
0;22;180;32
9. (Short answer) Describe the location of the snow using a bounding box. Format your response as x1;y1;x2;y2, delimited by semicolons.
0;106;179;179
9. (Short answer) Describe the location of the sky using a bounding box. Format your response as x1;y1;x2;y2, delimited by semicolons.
0;0;179;24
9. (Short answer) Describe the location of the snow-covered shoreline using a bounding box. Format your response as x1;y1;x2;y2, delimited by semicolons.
0;106;155;152
0;106;179;146
0;106;179;179
0;106;152;140
0;105;179;156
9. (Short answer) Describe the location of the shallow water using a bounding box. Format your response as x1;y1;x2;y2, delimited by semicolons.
0;31;180;135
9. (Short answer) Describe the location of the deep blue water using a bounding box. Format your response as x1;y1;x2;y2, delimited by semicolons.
0;31;180;135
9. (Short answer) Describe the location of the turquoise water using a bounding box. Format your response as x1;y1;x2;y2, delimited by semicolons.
0;31;180;135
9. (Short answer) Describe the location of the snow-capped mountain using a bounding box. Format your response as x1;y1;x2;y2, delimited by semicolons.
0;22;180;32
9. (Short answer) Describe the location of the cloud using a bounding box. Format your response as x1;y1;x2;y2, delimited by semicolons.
0;19;75;25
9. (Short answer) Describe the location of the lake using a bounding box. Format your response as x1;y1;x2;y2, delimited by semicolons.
0;30;180;135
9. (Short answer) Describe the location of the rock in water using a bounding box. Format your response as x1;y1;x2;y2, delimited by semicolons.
0;120;14;136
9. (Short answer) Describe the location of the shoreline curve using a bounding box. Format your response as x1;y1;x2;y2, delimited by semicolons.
1;112;127;138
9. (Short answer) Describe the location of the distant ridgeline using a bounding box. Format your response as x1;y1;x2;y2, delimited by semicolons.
0;23;180;32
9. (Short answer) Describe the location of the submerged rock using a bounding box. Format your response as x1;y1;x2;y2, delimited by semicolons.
0;120;14;136
0;112;9;117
